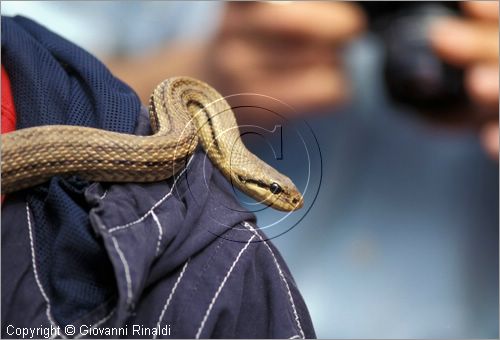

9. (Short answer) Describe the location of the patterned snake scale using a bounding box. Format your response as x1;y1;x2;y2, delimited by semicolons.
1;77;303;212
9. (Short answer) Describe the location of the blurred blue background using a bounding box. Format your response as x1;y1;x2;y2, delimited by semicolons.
270;35;499;338
3;2;498;338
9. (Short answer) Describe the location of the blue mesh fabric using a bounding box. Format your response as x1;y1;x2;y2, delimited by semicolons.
2;16;141;325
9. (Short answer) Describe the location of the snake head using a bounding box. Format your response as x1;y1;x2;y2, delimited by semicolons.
232;161;303;212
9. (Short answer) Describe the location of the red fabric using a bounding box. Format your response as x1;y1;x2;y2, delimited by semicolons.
2;65;17;203
2;65;16;134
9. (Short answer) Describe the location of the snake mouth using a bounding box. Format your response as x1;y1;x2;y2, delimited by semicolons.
240;178;304;212
269;196;303;212
238;181;288;211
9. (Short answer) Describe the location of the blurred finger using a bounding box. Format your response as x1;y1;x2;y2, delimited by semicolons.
480;122;499;160
223;2;366;45
250;65;349;110
214;53;348;112
212;35;338;80
462;1;499;21
465;64;499;107
430;18;499;65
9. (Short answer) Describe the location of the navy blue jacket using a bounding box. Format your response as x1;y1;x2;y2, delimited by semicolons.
2;109;316;338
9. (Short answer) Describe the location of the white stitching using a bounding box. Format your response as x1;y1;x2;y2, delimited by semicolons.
99;190;108;200
151;211;163;256
243;222;305;338
108;156;193;233
195;234;256;339
26;203;67;339
26;204;52;303
153;260;189;340
111;236;133;307
74;308;116;339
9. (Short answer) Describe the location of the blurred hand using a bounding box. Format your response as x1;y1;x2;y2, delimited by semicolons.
107;2;365;121
205;2;366;116
430;1;499;159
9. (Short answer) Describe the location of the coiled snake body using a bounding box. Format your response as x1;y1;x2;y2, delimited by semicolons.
1;77;303;212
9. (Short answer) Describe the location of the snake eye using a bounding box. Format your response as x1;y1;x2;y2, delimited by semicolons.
269;182;282;195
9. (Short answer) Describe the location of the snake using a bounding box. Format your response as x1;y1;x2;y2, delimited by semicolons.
1;76;303;212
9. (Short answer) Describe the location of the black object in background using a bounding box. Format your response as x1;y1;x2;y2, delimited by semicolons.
358;2;467;112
